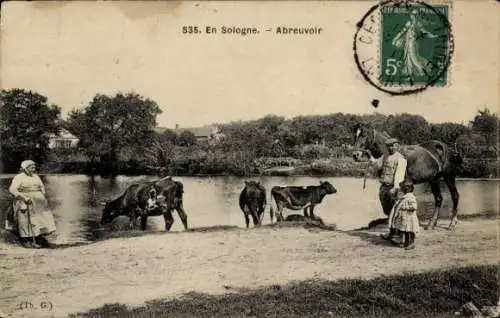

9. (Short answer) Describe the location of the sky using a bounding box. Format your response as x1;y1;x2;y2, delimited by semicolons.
1;1;498;129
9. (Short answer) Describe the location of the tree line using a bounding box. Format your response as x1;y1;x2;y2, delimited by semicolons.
0;88;498;177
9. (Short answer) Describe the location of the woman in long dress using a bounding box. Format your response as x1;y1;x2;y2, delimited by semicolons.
9;160;57;248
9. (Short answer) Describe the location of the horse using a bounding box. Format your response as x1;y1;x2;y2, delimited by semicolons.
352;125;463;231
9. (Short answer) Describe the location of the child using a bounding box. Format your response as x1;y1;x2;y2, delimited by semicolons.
391;180;420;250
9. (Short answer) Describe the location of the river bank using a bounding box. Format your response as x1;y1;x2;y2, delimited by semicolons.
0;218;498;317
37;156;499;179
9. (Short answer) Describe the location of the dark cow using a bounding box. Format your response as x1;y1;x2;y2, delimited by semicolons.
100;182;159;230
239;180;266;228
270;181;337;222
152;176;188;231
100;176;187;231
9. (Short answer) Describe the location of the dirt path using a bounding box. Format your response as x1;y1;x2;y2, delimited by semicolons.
0;219;498;318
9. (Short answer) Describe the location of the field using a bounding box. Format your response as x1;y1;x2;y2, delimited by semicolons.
0;219;498;318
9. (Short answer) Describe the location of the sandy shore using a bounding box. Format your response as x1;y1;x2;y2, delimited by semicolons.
0;219;498;318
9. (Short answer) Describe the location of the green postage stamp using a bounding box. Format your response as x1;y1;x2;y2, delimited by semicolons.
354;0;453;95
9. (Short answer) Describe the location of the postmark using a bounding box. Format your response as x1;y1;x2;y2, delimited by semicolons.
354;0;454;95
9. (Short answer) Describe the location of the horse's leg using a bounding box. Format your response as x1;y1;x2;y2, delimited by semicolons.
425;180;443;230
444;175;460;231
163;209;174;231
176;207;188;230
303;207;309;218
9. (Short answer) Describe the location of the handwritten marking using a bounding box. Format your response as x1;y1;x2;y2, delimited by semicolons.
18;300;53;312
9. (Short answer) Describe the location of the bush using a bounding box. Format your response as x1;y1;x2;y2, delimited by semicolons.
301;158;371;177
167;148;258;176
296;144;332;161
39;145;499;179
458;159;499;178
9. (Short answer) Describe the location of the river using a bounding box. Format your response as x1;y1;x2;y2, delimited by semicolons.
0;175;498;245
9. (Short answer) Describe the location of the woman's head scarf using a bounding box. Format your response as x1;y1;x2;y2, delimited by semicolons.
20;160;36;171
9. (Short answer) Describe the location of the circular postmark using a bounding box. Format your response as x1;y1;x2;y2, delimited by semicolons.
353;0;454;95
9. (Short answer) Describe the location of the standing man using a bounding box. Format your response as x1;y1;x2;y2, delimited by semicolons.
368;138;408;240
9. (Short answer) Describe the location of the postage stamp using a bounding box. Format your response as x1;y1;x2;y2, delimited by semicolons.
354;0;454;95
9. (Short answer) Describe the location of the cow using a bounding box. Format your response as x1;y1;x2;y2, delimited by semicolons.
152;176;188;231
100;176;188;231
100;182;159;230
239;180;266;228
270;181;337;223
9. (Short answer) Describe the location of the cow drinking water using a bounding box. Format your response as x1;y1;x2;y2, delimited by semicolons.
270;181;337;223
100;176;188;231
239;180;266;228
100;182;159;230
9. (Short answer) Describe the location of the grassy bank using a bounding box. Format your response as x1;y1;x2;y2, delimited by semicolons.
38;148;499;178
70;265;498;317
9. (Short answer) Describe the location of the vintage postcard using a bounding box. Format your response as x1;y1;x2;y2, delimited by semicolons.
0;1;498;317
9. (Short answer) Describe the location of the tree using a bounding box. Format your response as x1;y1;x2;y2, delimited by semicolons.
456;133;486;158
257;115;286;136
360;112;391;132
142;136;174;175
277;123;299;150
66;92;162;176
0;89;61;171
289;116;323;145
178;130;197;147
471;108;499;151
429;123;470;145
218;120;275;157
390;113;431;144
160;129;179;145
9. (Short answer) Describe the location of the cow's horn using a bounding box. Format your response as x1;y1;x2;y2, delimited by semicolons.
99;201;107;206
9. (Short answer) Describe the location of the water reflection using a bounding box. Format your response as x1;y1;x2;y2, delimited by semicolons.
0;175;498;244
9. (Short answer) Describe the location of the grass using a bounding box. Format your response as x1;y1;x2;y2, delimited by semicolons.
69;264;498;318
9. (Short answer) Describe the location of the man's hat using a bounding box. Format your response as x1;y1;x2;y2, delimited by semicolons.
385;138;399;145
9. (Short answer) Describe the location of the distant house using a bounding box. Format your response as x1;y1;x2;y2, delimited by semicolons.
154;124;223;143
47;128;79;149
